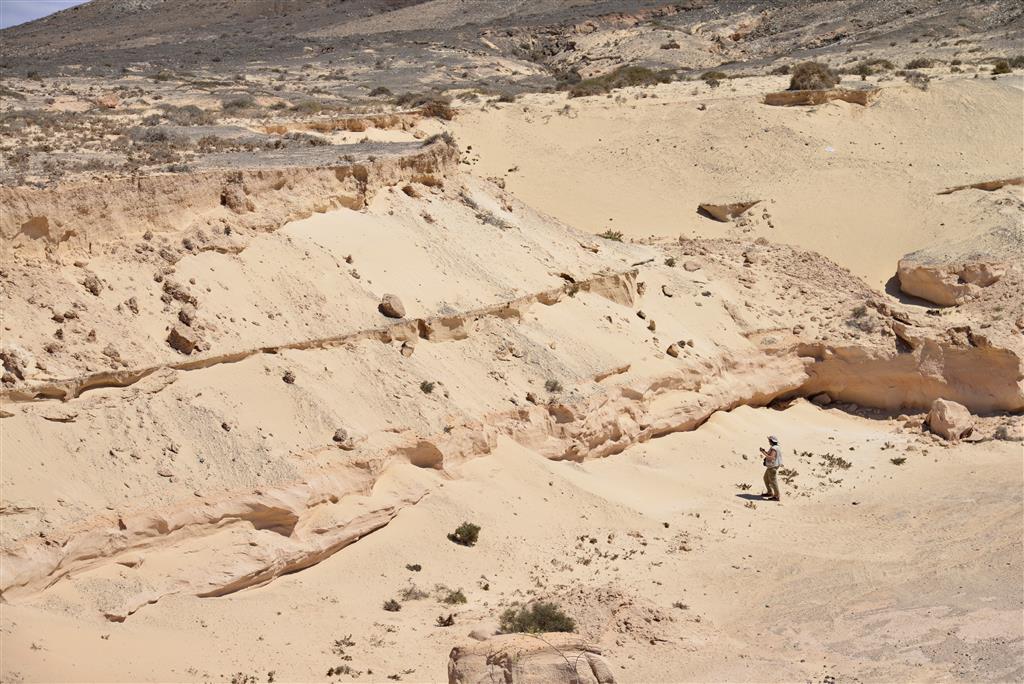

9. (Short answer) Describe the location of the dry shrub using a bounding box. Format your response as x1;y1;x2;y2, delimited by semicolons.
847;59;894;76
568;65;674;98
905;58;935;69
499;602;575;634
991;60;1011;75
788;62;840;90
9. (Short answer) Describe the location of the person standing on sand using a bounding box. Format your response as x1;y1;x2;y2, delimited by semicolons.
760;436;782;501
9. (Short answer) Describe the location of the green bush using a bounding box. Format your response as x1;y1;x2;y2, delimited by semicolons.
597;229;623;241
788;62;839;90
499;602;576;634
544;378;563;393
442;588;467;605
447;522;480;546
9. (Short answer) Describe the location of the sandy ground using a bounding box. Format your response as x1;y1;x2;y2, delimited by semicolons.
3;402;1020;683
451;74;1024;288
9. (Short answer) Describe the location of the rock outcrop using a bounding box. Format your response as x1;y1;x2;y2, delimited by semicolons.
448;633;616;684
896;224;1022;306
763;88;880;107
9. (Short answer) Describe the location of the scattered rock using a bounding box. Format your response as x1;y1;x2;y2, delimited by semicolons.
162;279;197;306
178;304;197;326
282;370;296;384
400;339;416;357
647;319;656;332
220;184;253;214
926;398;974;440
661;284;675;297
810;393;832;406
0;344;35;381
683;261;701;272
82;274;103;296
666;343;681;358
378;294;406;318
166;326;200;355
125;297;139;314
332;427;364;450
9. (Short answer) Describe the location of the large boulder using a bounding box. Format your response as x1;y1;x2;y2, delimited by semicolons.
448;633;615;684
927;398;974;441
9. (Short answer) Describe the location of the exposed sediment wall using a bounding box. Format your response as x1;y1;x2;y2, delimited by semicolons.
0;140;456;254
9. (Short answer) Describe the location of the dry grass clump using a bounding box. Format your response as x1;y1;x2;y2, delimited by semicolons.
567;65;673;98
991;60;1012;75
902;70;931;90
846;58;894;76
395;93;454;120
160;104;218;126
499;602;576;633
788;62;839;90
905;58;935;69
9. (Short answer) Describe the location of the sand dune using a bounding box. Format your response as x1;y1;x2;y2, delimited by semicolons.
453;76;1024;287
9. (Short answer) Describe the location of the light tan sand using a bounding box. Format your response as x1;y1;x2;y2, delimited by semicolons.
452;76;1024;287
3;402;1020;682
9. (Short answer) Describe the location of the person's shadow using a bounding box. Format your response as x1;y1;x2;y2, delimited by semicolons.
735;493;763;501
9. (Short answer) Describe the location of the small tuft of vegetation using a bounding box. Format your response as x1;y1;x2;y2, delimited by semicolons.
368;86;392;97
660;40;680;50
396;93;454;119
788;61;840;90
846;58;895;77
422;131;456;148
222;94;257;112
499;602;576;634
544;378;563;393
399;585;429;601
436;614;455;627
441;588;467;605
383;599;402;612
1009;55;1024;68
665;257;676;267
701;70;727;81
991;60;1011;75
567;65;673;98
905;58;935;69
902;70;931;90
821;452;853;471
420;380;435;394
496;92;517;103
890;456;907;465
405;563;422;572
598;229;624;241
